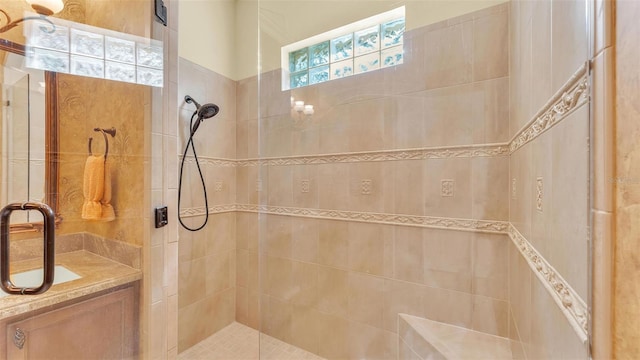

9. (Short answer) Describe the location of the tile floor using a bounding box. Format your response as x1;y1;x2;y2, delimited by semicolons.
178;322;326;360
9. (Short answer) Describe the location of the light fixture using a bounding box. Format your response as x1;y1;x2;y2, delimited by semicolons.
0;0;64;33
294;101;305;112
303;105;314;115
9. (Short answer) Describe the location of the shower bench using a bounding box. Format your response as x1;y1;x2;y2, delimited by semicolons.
398;314;514;359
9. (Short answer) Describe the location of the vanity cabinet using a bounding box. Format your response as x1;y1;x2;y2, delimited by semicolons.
1;286;137;359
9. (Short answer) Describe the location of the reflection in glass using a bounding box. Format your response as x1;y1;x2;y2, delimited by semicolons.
70;28;104;58
71;55;105;78
27;24;69;52
105;37;135;64
136;44;163;69
26;47;69;73
105;61;136;83
137;67;163;87
1;49;47;224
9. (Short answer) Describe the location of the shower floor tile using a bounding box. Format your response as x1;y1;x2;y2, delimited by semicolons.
178;322;326;360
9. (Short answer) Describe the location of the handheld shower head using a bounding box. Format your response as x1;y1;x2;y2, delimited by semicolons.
184;95;220;135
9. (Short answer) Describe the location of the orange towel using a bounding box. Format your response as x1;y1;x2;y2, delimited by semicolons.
100;159;115;222
81;155;105;220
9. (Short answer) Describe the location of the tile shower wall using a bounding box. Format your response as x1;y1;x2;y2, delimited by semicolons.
177;58;237;352
236;4;511;359
508;0;589;358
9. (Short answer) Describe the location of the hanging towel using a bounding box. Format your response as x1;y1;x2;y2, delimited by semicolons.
100;158;116;222
81;154;105;220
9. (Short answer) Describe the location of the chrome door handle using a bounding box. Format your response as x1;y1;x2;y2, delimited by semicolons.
0;202;55;295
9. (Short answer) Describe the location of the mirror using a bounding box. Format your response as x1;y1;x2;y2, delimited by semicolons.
0;38;58;232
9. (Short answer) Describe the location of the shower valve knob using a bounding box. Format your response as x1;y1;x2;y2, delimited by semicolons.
155;206;168;228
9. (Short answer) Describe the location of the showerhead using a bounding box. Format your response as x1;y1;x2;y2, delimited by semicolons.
184;95;220;135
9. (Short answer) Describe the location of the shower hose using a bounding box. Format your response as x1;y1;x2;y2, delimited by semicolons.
177;111;208;231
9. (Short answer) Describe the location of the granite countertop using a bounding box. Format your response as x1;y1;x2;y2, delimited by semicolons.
0;250;141;320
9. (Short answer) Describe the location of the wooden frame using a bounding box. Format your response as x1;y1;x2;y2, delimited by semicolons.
0;38;60;233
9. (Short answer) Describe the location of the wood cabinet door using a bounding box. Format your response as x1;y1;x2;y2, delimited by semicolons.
5;287;136;359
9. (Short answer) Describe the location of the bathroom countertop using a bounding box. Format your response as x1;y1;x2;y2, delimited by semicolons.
0;250;141;320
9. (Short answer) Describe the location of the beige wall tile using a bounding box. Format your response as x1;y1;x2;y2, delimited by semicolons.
393;95;426;149
292;164;319;209
423;21;473;89
205;250;233;295
317;265;349;317
471;296;509;337
261;295;292;343
530;132;553;255
318;219;349;269
264;255;293;301
347;272;385;329
529;276;588;359
317;163;350;210
205;213;235;253
549;105;590;300
236;285;249;325
423;286;473;329
471;156;509;220
472;77;510;144
393;226;425;284
510;143;532;240
348;321;397;360
551;0;588;92
264;214;292;258
290;304;321;354
422;85;475;147
347;99;389;152
473;233;508;300
383;279;426;333
423;229;473;293
424;158;473;219
291;261;319;307
393;160;425;216
318;312;349;359
266;165;293;206
508;240;532;357
348;222;389;276
531;0;553;116
178;256;206;309
291;217;319;263
472;9;509;81
348;162;386;213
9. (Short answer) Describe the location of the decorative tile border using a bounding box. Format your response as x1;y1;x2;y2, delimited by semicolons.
180;203;509;233
179;204;237;217
237;144;510;166
508;224;588;343
180;156;237;167
509;63;589;153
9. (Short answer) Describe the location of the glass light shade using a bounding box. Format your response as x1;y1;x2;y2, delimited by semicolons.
26;0;65;15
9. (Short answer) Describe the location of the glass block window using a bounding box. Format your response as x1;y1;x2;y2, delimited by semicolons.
282;7;405;90
24;13;164;87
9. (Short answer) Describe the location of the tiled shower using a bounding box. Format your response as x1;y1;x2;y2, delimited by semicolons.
176;1;591;359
